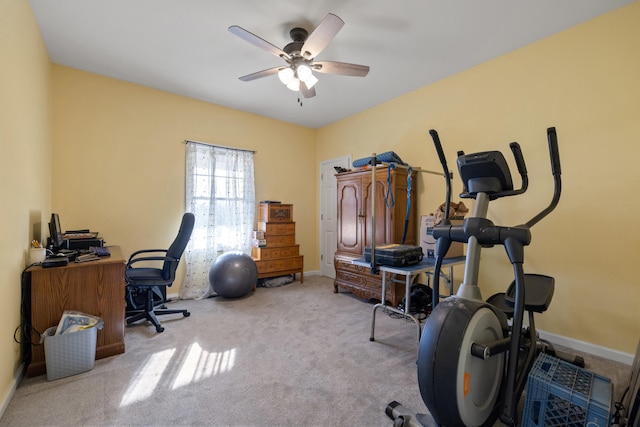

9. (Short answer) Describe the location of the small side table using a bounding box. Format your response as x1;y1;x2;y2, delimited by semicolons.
352;256;466;342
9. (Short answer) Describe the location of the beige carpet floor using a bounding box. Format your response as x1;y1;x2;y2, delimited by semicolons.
0;275;632;426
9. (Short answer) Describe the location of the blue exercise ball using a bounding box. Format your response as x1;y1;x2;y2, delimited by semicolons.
209;251;257;298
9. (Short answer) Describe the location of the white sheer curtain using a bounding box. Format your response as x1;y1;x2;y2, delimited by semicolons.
180;141;255;300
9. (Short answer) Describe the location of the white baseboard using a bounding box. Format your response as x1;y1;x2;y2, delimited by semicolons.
302;270;321;277
0;364;24;420
539;330;635;366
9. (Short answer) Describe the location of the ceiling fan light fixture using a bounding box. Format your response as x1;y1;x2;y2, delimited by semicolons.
278;67;294;85
286;77;300;91
305;74;319;89
296;64;313;82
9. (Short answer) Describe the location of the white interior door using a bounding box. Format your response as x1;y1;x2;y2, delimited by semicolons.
320;156;351;278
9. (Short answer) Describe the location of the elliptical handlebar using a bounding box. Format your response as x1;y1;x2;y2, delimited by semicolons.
428;127;561;306
548;127;561;176
428;129;454;308
526;127;562;228
509;142;528;195
428;129;452;224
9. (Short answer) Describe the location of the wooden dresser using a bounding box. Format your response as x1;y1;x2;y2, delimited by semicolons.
334;167;418;306
252;203;304;283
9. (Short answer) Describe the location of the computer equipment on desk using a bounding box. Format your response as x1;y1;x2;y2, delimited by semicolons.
44;247;111;265
90;246;110;257
64;229;103;250
42;256;69;268
67;237;104;250
62;230;98;240
48;213;64;249
75;252;101;263
56;249;77;259
48;213;104;251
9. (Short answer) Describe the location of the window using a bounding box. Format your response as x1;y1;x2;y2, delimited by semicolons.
181;142;255;299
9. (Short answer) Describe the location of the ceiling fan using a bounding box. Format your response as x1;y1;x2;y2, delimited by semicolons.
228;13;370;99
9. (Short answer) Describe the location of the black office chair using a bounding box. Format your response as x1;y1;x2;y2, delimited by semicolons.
125;212;195;332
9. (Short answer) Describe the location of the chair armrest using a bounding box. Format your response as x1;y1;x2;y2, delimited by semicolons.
126;246;181;269
127;256;180;268
127;249;167;266
128;249;167;262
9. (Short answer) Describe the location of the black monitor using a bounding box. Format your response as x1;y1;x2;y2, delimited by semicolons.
48;213;65;249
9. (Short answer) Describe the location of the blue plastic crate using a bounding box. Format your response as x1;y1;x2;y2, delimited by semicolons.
523;353;613;427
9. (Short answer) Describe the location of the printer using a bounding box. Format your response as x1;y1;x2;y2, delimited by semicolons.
53;230;104;251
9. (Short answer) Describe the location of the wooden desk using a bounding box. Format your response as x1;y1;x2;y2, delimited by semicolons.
26;246;126;377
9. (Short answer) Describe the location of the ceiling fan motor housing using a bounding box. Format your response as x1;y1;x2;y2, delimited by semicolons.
290;27;308;42
284;27;308;56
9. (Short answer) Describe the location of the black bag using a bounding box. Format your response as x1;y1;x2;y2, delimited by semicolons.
364;244;423;267
397;284;432;321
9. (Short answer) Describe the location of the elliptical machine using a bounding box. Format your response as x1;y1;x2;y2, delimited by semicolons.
387;127;580;426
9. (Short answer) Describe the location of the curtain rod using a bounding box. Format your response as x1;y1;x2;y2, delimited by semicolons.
183;139;256;154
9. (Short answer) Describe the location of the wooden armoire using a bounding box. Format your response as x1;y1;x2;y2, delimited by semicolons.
333;166;418;306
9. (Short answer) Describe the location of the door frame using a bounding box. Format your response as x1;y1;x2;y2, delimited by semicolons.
319;156;351;278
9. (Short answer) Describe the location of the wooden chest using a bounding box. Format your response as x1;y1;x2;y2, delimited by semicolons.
252;203;303;283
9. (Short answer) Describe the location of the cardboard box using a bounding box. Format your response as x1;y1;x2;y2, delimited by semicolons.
420;215;465;258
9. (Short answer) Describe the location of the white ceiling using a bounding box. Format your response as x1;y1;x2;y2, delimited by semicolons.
29;0;633;129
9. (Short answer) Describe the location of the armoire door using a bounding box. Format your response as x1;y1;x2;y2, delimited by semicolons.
336;176;363;255
363;173;391;249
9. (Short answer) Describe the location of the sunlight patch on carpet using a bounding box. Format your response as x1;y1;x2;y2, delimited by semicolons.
120;348;176;406
172;343;236;389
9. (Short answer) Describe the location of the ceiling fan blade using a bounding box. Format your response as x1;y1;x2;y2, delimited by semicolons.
238;67;282;82
301;13;344;59
229;25;291;61
301;82;316;99
313;61;370;77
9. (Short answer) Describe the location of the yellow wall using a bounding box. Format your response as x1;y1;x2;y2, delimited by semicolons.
52;65;317;290
0;0;52;411
318;2;640;354
2;0;639;414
